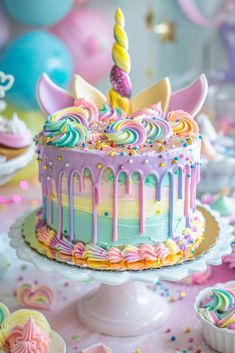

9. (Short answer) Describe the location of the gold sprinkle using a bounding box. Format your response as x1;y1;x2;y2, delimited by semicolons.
184;327;191;334
57;155;62;161
159;146;165;151
172;160;178;164
156;209;161;214
97;163;102;169
159;162;165;167
43;165;48;170
110;151;116;157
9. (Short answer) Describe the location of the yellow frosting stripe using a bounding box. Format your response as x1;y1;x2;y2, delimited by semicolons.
48;192;178;219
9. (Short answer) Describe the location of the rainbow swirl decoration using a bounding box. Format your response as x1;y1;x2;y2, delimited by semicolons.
99;104;126;124
107;8;132;114
130;107;173;141
105;118;147;147
74;98;99;127
167;110;199;137
43;107;89;147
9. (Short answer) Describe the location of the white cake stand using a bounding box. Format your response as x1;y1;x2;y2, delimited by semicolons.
0;144;34;185
9;205;233;337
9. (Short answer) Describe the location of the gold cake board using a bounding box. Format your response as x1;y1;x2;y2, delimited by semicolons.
20;206;219;272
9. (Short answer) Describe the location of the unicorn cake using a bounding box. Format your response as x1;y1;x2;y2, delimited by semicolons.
34;8;208;270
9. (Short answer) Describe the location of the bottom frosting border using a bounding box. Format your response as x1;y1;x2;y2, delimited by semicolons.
27;208;206;270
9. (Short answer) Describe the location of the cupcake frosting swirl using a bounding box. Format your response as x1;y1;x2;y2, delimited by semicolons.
167;110;199;138
44;107;88;147
5;318;50;353
105;118;147;147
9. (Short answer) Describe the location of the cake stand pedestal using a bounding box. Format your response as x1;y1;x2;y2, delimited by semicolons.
9;206;233;337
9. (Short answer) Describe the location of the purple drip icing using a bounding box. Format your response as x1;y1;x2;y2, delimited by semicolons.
38;140;201;244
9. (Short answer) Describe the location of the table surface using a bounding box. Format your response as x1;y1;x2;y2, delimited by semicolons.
0;179;234;353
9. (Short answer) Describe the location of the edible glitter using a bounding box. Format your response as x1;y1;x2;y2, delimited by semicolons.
97;163;102;169
104;211;109;216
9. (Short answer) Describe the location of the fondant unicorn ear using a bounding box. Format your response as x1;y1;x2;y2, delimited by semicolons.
74;74;107;109
130;78;171;113
167;74;208;117
37;73;74;116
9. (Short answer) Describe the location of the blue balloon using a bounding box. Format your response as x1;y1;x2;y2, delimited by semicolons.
3;0;73;26
0;30;73;110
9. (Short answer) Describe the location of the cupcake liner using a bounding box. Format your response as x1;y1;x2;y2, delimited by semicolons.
194;281;235;353
0;145;28;160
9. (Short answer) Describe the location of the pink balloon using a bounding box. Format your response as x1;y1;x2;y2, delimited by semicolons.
0;5;10;50
51;8;113;84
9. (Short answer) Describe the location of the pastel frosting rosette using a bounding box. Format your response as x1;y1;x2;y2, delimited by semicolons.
105;118;147;147
99;104;126;124
74;98;99;126
43;106;89;147
167;110;199;137
130;105;173;142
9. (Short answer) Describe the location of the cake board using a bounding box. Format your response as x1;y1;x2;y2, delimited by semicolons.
8;205;233;337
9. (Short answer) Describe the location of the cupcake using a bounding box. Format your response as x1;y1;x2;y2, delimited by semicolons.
0;303;51;353
0;113;32;160
194;281;235;353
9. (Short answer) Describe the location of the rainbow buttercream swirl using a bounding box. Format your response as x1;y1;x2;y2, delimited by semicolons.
199;286;235;329
74;98;99;126
167;110;199;138
142;116;173;141
105;118;147;146
99;104;126;124
44;107;89;147
129;104;172;141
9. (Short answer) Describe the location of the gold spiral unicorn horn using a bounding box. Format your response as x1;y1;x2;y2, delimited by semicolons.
107;8;132;114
